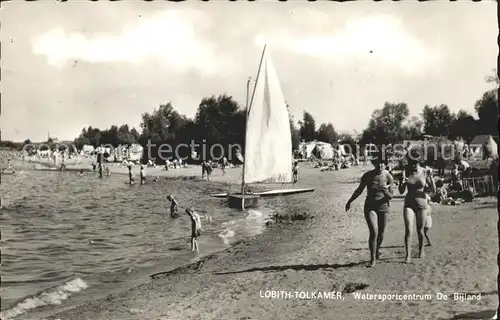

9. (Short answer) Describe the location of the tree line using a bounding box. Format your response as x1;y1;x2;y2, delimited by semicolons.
2;71;497;163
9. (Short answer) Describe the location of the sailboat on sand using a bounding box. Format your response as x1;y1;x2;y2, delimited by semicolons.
211;45;314;209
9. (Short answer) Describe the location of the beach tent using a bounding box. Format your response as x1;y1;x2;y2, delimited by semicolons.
37;149;51;157
128;144;144;162
470;135;498;159
314;142;334;160
81;145;95;155
298;141;319;159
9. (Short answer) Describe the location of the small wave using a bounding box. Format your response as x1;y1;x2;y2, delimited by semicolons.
0;278;88;320
218;228;236;245
246;209;263;220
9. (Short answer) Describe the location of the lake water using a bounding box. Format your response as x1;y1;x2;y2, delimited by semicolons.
0;170;276;320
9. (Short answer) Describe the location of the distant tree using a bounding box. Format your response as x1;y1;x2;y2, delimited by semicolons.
474;89;498;136
194;94;245;159
88;127;102;147
140;102;187;143
485;68;499;85
316;123;338;144
401;116;424;140
360;102;410;146
449;110;477;143
338;131;358;156
0;140;21;150
130;128;140;142
117;124;136;146
139;102;193;161
298;111;316;142
287;104;301;151
100;125;119;146
422;104;455;137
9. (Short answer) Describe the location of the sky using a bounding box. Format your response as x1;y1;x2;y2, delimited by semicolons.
0;1;497;142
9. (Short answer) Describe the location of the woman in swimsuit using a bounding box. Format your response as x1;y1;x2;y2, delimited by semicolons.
345;152;394;267
398;149;436;264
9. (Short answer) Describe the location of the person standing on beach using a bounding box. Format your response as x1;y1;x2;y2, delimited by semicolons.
292;161;299;183
345;152;394;267
140;165;146;185
128;165;134;185
398;149;437;264
205;161;213;181
221;156;227;176
98;163;103;179
186;207;202;252
201;160;207;180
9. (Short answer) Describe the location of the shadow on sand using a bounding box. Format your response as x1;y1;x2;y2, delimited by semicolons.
448;309;496;320
214;261;368;275
350;246;404;251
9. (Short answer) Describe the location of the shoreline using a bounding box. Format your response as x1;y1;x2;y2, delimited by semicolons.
8;164;499;320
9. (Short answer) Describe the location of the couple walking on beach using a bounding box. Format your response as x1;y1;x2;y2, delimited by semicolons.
345;149;436;267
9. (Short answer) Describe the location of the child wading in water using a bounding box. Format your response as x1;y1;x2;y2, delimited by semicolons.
186;207;202;252
167;195;179;218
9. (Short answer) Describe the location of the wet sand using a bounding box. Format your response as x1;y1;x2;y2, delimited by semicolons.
27;164;500;320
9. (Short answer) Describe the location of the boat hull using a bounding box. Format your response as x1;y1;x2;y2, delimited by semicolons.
212;188;314;198
227;194;260;209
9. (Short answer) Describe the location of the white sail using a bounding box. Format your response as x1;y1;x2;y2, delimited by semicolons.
243;46;293;183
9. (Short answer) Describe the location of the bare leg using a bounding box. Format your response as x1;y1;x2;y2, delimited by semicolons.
424;227;432;246
403;207;415;263
194;239;199;252
364;210;379;267
191;237;195;251
376;210;388;259
415;208;427;258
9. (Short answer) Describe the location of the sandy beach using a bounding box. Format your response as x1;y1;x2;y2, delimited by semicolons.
36;164;498;320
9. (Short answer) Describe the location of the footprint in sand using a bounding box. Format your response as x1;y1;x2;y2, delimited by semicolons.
341;283;369;294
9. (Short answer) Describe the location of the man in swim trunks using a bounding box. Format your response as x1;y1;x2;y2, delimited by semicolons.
186;207;202;252
345;152;394;267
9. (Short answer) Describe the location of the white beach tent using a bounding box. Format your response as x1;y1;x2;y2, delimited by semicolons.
81;145;95;155
470;134;498;159
314;142;334;159
298;141;319;159
128;144;144;162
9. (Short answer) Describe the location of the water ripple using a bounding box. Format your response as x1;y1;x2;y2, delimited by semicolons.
0;170;278;319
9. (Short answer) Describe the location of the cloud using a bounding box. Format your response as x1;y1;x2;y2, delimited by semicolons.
31;9;229;76
260;15;442;75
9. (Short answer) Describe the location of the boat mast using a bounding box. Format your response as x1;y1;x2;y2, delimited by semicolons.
240;77;251;206
240;44;267;205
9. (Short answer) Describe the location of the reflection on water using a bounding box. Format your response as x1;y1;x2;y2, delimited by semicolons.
0;170;276;319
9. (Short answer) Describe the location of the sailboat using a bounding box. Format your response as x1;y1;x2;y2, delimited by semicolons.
211;45;314;209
